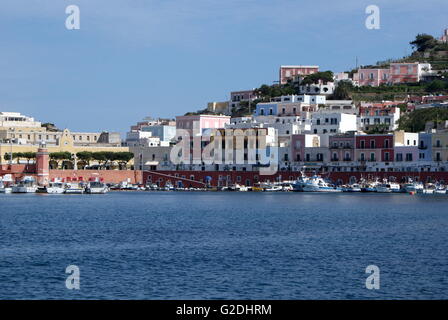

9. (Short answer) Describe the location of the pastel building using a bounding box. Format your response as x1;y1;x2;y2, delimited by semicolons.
432;132;448;162
389;63;432;84
358;106;400;131
230;90;258;110
353;68;390;87
418;132;433;162
355;134;394;163
175;115;231;136
290;134;320;162
329;132;356;163
279;65;319;84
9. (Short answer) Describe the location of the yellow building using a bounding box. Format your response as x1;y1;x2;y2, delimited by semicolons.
432;131;448;162
0;129;131;166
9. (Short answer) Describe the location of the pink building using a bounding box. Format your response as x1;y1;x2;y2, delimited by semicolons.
354;68;390;86
279;65;319;84
389;63;431;84
175;115;231;135
440;28;448;42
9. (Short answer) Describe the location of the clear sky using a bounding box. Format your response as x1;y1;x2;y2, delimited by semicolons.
0;0;447;134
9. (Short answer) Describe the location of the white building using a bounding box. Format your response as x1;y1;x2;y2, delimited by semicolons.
310;112;357;135
357;107;400;131
0;112;42;128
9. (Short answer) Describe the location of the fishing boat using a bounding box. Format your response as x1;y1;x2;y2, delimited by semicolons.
292;173;310;192
85;179;109;194
301;175;342;192
11;176;38;193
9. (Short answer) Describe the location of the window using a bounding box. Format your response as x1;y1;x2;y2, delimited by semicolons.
396;153;403;161
360;140;365;148
360;153;365;161
384;139;389;148
370;140;375;148
384;152;390;161
405;153;413;161
370;153;375;161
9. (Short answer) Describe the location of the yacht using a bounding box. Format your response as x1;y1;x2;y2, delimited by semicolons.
46;181;66;194
422;184;436;194
375;182;401;193
86;179;109;194
64;182;85;194
263;184;283;192
12;176;38;193
301;175;342;192
343;184;362;192
403;181;424;193
434;185;447;194
0;175;13;193
0;181;12;193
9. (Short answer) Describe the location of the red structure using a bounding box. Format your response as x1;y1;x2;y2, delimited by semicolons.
36;144;50;186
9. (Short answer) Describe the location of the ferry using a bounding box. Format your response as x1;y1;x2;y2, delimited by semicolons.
86;179;109;194
11;176;38;193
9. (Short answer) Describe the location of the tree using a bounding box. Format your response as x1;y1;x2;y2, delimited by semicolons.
398;107;448;132
426;80;446;93
410;34;437;52
42;123;59;132
300;71;334;85
50;152;72;169
22;152;36;164
113;152;134;170
76;151;93;168
332;81;353;100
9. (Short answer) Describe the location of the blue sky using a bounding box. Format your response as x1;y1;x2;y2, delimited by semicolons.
0;0;447;133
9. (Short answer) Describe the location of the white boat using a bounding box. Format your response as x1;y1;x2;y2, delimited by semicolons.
86;180;109;194
423;184;436;194
344;184;362;192
0;182;12;193
434;187;446;194
64;182;85;194
301;175;342;192
46;181;66;194
264;184;283;192
403;181;424;193
0;175;13;193
292;173;310;192
12;176;37;193
375;181;400;193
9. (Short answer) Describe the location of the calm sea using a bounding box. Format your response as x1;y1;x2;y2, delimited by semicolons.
0;191;447;299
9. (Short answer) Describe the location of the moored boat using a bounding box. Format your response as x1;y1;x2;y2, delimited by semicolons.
86;179;109;194
64;182;85;194
301;175;342;192
11;176;37;193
